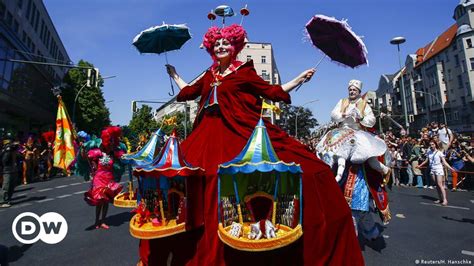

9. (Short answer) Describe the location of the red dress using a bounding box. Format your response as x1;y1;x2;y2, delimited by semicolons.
84;148;123;206
141;61;364;265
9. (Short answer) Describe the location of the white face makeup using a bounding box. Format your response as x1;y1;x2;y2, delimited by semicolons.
348;85;361;100
213;38;232;60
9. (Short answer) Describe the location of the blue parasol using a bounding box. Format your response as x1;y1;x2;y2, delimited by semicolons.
133;23;191;96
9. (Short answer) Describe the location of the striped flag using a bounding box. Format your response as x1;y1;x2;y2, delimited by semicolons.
53;96;76;170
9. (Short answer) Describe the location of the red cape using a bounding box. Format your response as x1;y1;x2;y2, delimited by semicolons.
140;61;363;265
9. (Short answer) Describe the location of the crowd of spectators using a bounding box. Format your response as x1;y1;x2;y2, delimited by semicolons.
298;121;474;191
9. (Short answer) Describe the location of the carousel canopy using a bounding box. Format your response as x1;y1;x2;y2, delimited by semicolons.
122;129;163;167
218;118;302;174
134;130;204;178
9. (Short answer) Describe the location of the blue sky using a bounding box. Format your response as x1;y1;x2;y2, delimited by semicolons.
43;0;458;126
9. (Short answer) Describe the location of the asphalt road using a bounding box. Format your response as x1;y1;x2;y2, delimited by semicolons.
1;176;473;266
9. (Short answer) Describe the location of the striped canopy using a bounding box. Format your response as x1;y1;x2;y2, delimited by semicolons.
134;130;205;178
218;118;302;174
122;129;163;167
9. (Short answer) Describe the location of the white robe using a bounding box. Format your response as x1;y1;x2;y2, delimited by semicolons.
317;97;387;165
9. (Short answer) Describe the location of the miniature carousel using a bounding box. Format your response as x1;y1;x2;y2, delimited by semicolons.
130;129;204;239
217;118;303;251
115;129;164;208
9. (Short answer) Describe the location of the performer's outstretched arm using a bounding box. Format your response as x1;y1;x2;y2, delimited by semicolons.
281;68;316;93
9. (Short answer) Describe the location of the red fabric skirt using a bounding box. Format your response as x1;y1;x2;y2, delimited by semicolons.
84;170;123;206
141;111;364;265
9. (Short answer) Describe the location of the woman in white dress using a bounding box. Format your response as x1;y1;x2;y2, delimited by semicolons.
417;141;455;206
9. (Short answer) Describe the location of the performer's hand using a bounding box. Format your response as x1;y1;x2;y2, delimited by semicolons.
165;64;178;79
299;68;316;83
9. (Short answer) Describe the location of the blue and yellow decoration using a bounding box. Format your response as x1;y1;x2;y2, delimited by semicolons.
217;118;303;252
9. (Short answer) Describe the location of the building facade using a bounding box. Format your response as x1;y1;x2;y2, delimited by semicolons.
0;0;70;133
153;41;281;125
376;1;474;134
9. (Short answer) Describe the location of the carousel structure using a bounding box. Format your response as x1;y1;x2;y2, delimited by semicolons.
115;129;164;208
217;118;303;251
130;129;204;239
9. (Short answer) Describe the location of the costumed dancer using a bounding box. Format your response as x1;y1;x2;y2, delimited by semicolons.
316;80;392;240
21;135;36;185
139;24;363;265
41;131;55;180
82;126;127;229
316;80;391;182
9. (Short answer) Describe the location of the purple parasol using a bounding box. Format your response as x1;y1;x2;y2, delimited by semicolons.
305;14;368;68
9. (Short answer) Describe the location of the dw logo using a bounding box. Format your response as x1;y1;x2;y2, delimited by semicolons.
12;212;68;244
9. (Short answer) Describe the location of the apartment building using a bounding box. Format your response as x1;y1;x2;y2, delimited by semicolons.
376;0;474;134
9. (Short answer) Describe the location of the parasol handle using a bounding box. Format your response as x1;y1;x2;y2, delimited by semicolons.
164;52;175;96
295;54;326;92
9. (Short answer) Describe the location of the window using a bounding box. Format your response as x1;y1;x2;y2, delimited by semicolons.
261;70;270;81
26;0;32;19
30;4;36;26
454;54;460;66
470;58;474;70
0;2;5;19
457;75;463;88
454;111;459;121
467;39;473;48
453;41;458;51
261;56;266;64
246;55;251;61
13;20;19;34
448;69;452;80
34;10;39;32
462;60;466;73
6;11;12;27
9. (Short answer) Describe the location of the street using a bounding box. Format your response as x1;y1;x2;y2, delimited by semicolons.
0;175;473;265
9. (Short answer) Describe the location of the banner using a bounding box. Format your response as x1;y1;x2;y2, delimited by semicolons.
53;96;76;170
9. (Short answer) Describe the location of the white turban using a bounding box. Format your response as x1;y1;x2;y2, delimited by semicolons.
348;79;362;91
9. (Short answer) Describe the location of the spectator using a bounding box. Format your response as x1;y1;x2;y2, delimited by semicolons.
410;139;424;188
429;122;439;138
447;140;465;191
417;141;456;206
438;122;453;152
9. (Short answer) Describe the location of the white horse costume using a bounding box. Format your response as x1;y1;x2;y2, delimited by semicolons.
316;80;389;182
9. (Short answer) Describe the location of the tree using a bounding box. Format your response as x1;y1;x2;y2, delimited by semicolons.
61;60;110;135
161;111;192;140
128;104;159;138
277;103;318;139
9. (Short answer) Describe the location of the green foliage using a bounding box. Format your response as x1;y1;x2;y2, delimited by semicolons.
277;103;319;138
128;104;159;139
61;60;110;135
161;111;192;140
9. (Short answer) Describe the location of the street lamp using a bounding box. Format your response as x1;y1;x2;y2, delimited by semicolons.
73;75;117;125
295;99;319;138
413;90;447;127
390;36;409;135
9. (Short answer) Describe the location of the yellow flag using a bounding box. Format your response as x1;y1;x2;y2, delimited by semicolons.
53;96;76;170
163;116;177;126
262;101;281;115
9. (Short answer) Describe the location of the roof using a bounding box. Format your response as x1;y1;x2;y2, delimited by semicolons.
414;24;458;68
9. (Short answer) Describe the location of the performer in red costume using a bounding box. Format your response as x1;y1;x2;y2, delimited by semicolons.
139;24;364;265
